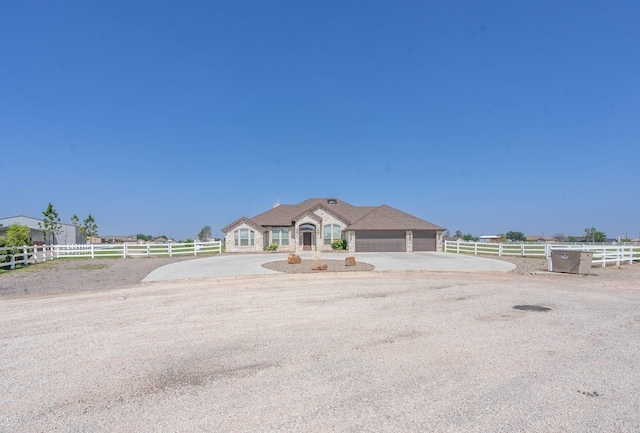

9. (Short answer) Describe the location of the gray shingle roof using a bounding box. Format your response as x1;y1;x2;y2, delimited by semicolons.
346;205;445;231
225;198;443;233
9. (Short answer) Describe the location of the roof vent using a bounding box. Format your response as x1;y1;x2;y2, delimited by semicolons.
327;198;337;204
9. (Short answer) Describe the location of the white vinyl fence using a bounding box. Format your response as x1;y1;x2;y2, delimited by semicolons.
444;240;640;270
0;241;223;270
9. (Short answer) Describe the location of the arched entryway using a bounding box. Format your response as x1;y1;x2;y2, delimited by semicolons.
298;223;316;251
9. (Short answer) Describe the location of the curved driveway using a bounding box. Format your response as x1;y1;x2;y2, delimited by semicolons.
142;252;515;282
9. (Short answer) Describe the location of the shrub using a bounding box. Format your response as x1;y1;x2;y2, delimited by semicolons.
331;239;347;250
265;243;279;251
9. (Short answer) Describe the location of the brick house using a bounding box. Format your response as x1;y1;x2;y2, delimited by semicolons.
222;198;445;253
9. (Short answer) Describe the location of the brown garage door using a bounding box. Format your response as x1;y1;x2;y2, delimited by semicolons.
413;231;436;251
355;231;406;252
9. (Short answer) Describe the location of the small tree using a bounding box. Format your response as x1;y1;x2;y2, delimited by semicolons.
462;233;478;241
443;230;451;238
5;224;32;247
584;227;606;243
198;226;212;241
568;235;577;242
505;231;525;242
0;224;32;265
553;233;566;242
38;203;62;244
82;214;98;241
454;230;463;238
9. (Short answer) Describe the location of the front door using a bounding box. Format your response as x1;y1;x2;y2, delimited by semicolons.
303;232;312;250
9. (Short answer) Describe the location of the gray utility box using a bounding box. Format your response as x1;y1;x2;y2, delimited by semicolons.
551;250;594;274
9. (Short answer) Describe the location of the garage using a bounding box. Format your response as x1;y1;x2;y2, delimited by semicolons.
355;230;406;252
413;231;437;251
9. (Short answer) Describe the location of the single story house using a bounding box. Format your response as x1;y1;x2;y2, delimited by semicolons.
525;236;556;243
222;198;445;253
478;235;502;243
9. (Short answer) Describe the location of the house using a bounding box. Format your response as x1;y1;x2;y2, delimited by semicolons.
478;235;501;243
222;198;445;253
100;235;139;245
0;215;82;245
525;236;556;243
442;236;463;242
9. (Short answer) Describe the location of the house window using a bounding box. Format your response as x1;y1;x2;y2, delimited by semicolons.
271;227;290;246
323;224;341;245
234;228;254;246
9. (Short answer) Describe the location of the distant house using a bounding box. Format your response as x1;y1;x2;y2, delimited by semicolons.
151;236;168;244
443;236;463;242
222;198;445;253
100;235;138;245
0;215;82;245
478;235;501;243
525;236;556;243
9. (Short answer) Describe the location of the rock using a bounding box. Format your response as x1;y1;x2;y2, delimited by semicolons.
312;264;328;271
288;254;302;264
345;256;356;266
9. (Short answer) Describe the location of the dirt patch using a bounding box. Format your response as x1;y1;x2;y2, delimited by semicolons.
0;256;198;297
262;259;375;274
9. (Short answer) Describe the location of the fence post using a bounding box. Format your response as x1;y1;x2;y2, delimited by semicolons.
456;242;459;254
123;244;128;258
147;245;150;257
169;243;172;258
498;243;503;257
474;242;477;255
602;247;606;267
91;244;95;259
521;243;525;256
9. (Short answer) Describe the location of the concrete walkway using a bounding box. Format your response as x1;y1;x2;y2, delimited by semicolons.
142;252;515;282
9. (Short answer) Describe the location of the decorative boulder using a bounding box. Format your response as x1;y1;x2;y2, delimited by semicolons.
288;254;302;264
312;264;328;271
345;256;356;266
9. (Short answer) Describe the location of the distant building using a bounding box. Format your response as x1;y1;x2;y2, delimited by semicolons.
100;235;138;245
478;235;501;243
525;236;556;243
0;215;82;245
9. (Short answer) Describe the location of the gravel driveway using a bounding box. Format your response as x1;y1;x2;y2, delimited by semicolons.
1;257;639;432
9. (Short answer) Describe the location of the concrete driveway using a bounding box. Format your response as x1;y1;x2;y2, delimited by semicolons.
142;252;515;282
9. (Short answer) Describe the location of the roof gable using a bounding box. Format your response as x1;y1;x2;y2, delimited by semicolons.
221;217;266;233
251;198;370;227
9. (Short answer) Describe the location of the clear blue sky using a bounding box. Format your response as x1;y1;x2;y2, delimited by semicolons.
1;1;639;240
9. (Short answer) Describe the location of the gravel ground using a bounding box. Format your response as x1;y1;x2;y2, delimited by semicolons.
1;255;639;432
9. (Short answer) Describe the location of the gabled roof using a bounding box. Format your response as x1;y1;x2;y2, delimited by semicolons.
223;198;444;233
221;216;266;234
346;204;445;231
251;198;374;227
525;235;555;242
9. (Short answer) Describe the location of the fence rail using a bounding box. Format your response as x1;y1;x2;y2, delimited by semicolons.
0;241;223;270
444;240;640;269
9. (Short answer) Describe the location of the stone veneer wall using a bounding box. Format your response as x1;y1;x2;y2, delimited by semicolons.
313;208;348;252
224;222;264;253
294;214;321;252
346;230;356;253
406;230;413;252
